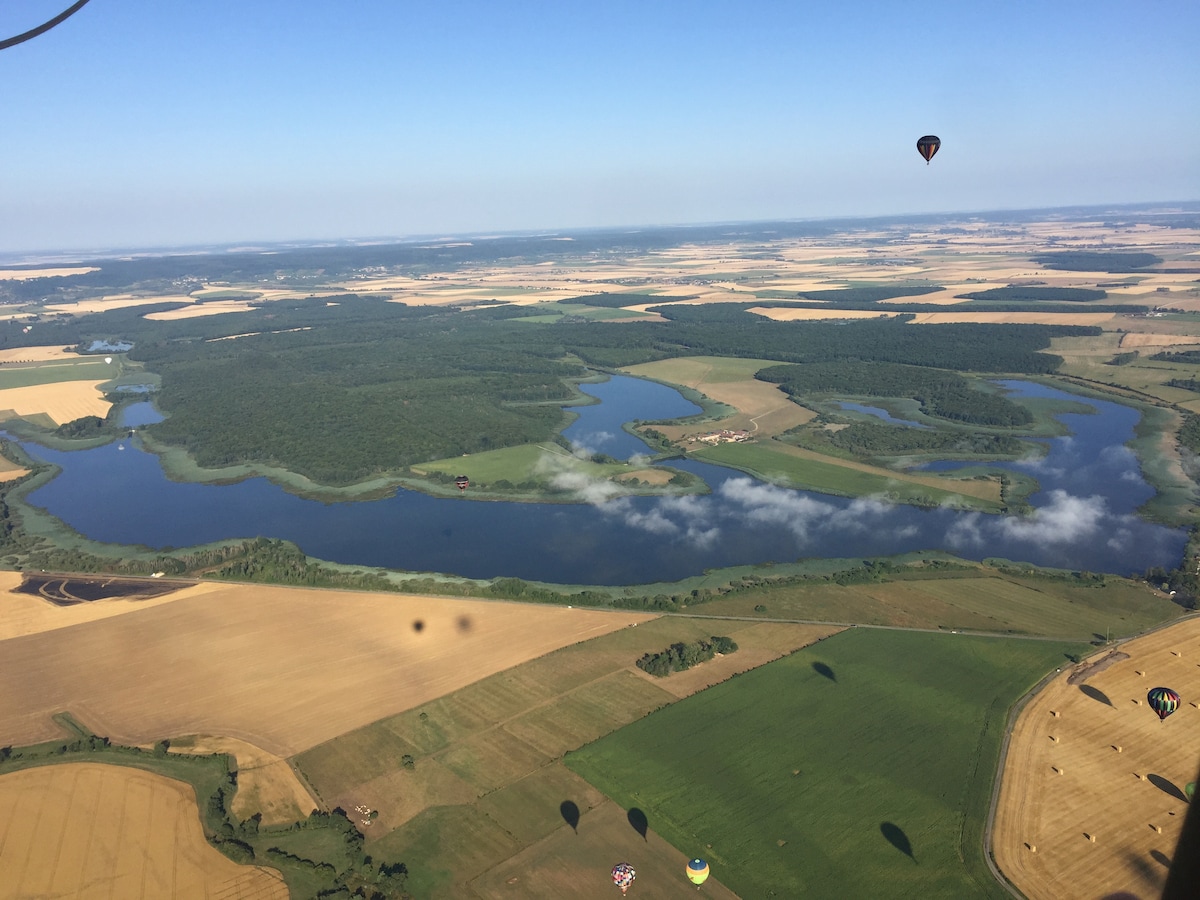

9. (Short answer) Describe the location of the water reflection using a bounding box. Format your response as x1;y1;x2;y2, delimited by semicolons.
15;379;1187;584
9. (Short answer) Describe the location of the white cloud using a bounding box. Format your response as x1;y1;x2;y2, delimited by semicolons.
996;490;1106;544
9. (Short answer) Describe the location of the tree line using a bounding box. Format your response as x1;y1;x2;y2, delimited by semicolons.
636;636;739;677
756;361;1034;427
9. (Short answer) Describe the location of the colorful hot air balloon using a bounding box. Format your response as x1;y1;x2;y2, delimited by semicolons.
611;863;636;895
1147;686;1180;722
917;135;940;165
455;475;469;492
686;858;710;886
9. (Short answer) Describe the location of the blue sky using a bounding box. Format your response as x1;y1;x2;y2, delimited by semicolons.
1;0;1197;252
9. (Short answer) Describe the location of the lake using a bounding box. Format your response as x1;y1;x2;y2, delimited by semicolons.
15;376;1186;585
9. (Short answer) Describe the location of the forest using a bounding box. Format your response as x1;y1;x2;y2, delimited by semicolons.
955;287;1107;303
756;362;1034;426
817;421;1029;457
0;287;1100;487
1030;251;1163;272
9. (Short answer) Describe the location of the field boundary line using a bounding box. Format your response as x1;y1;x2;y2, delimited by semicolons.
983;611;1200;899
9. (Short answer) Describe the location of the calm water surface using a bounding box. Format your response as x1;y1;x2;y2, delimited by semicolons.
17;377;1186;584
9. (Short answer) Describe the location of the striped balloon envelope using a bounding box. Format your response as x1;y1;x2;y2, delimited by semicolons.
686;858;710;885
1147;686;1180;721
916;135;940;165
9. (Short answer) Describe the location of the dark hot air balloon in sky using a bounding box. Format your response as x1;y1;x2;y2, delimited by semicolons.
1147;686;1180;722
917;135;940;165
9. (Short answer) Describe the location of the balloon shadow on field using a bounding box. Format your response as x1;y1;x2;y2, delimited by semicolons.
1148;774;1188;803
628;808;649;841
880;822;915;862
560;800;580;833
812;662;836;682
1151;849;1172;869
1079;684;1113;707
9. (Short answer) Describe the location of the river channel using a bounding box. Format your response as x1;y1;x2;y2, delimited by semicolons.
14;376;1187;585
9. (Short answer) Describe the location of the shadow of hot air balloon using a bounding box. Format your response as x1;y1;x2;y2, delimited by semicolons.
627;808;649;841
559;800;580;833
880;822;916;862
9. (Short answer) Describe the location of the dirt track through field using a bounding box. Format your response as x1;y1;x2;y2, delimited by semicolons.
0;583;655;757
993;617;1200;899
0;763;287;900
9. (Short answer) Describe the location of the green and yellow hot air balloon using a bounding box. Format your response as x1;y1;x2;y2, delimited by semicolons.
686;858;710;886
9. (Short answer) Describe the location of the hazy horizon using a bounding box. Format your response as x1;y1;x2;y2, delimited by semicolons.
2;1;1197;253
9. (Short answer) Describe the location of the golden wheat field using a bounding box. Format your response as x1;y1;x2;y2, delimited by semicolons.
0;583;655;757
0;267;98;280
169;736;317;826
0;763;288;900
0;380;111;426
993;617;1200;900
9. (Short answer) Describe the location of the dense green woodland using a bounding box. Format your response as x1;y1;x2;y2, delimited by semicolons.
1030;251;1163;272
0;290;1098;485
756;361;1034;426
956;287;1107;303
819;421;1028;457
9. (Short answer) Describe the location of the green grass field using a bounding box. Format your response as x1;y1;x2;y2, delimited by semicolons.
693;440;1003;510
686;569;1184;639
0;358;113;389
565;628;1089;899
292;616;813;897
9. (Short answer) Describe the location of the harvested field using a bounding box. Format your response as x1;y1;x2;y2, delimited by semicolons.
0;762;287;900
0;345;85;364
0;583;654;756
169;735;317;826
992;617;1200;900
0;574;221;641
0;457;27;481
0;267;98;280
45;294;193;315
143;299;258;320
622;355;816;438
1119;333;1200;349
0;380;110;425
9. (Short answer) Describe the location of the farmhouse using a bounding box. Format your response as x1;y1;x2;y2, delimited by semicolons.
694;429;750;445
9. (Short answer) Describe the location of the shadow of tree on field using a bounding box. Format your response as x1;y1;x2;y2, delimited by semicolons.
1149;774;1189;803
628;808;648;841
880;822;915;862
1079;684;1113;707
812;662;836;682
559;800;580;833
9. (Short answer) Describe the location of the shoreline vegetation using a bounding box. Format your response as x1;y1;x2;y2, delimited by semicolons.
0;212;1193;607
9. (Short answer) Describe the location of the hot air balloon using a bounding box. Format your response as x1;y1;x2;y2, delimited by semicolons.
611;863;636;895
1147;686;1180;722
686;858;710;886
104;357;112;364
917;135;940;165
455;475;469;492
